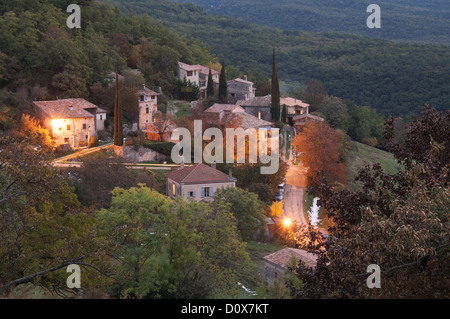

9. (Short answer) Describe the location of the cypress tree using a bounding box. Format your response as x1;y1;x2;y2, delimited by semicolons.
207;68;214;98
282;104;287;123
218;60;227;102
113;72;123;146
271;49;280;121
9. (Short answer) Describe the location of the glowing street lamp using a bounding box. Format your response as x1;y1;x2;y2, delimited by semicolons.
283;217;292;228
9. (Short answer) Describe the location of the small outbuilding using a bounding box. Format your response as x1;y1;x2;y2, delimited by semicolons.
263;247;317;285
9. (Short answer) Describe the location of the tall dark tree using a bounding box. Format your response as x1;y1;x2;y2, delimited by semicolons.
206;68;214;98
271;49;280;121
281;104;287;123
113;72;123;146
218;61;227;102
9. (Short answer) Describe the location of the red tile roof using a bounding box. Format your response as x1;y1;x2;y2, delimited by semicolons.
166;163;235;185
178;62;202;72
33;99;98;119
292;114;324;122
228;78;254;85
263;248;318;269
204;103;245;114
178;62;219;76
280;97;309;108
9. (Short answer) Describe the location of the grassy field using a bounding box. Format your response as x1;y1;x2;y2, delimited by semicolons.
346;141;402;191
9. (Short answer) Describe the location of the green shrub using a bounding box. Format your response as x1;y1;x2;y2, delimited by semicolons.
143;142;175;158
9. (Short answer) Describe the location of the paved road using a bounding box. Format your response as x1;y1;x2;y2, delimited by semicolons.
282;161;308;226
53;143;114;163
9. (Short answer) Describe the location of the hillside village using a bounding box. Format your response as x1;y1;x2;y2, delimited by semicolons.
0;0;447;301
12;53;331;297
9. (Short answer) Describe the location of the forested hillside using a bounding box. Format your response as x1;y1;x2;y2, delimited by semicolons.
0;0;217;118
107;0;449;117
173;0;450;45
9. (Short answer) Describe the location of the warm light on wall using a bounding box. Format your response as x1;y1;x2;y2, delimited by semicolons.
51;119;64;132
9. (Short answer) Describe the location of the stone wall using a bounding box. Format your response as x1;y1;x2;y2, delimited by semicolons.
114;145;166;163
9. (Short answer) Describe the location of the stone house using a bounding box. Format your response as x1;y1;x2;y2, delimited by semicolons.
227;76;256;102
280;97;309;125
166;163;236;202
33;98;106;148
142;116;178;143
236;95;272;121
204;103;246;124
177;62;219;98
137;84;158;130
263;247;317;286
292;113;324;129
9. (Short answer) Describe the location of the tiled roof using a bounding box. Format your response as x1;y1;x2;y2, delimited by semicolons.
178;62;202;72
228;78;254;85
237;95;272;107
292;114;324;122
33;99;98;119
137;85;158;96
263;248;318;269
194;64;220;76
166;163;235;185
280;97;309;108
142;119;177;133
204;103;245;114
178;62;220;76
232;112;274;129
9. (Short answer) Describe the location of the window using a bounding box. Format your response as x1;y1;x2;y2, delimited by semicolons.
188;191;196;198
82;124;87;130
140;95;145;102
100;115;103;120
64;138;69;143
66;125;70;130
146;107;149;114
201;187;213;198
172;183;176;196
187;71;193;77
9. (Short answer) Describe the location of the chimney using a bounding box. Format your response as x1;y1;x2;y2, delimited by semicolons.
243;75;247;81
211;161;216;169
228;168;233;179
142;83;146;89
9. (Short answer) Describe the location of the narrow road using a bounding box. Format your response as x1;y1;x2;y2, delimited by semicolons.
53;143;114;163
282;161;308;226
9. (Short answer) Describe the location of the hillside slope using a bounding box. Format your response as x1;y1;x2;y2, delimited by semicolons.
346;141;401;191
173;0;450;45
106;0;450;117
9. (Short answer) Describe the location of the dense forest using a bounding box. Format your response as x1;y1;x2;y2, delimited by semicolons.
173;0;450;45
108;0;449;118
0;0;218;120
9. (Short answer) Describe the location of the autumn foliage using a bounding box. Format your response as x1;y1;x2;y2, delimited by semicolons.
292;121;347;186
